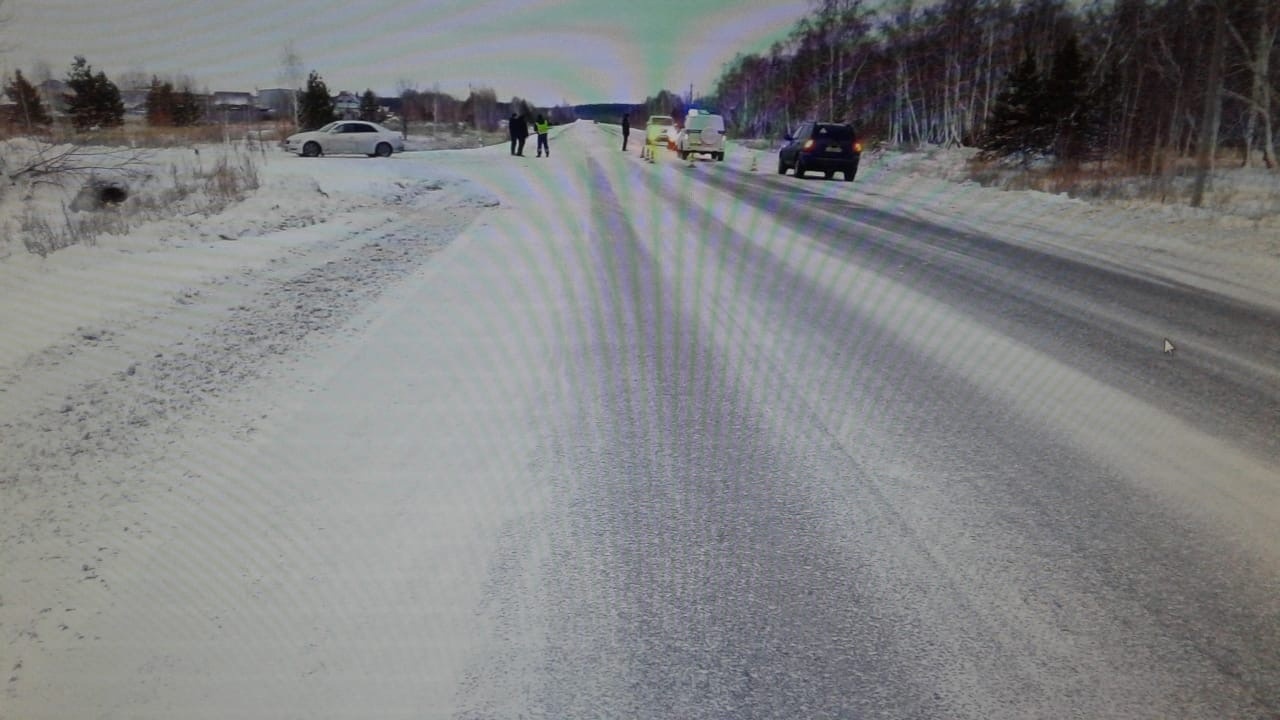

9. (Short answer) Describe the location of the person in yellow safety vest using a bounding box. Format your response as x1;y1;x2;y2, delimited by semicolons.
535;115;551;157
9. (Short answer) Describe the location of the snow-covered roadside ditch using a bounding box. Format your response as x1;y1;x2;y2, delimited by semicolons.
0;144;498;695
0;144;500;473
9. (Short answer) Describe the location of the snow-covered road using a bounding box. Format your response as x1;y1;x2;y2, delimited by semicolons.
2;123;1278;718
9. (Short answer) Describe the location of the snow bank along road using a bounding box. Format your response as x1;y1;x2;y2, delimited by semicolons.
3;122;1278;718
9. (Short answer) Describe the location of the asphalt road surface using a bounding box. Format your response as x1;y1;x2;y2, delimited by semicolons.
444;136;1280;718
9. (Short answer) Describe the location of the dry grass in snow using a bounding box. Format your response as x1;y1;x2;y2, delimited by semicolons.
1;137;268;258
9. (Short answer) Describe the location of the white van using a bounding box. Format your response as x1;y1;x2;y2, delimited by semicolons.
676;112;726;161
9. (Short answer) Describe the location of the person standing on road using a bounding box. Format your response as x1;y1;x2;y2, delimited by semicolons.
621;113;630;151
509;113;529;156
534;114;550;157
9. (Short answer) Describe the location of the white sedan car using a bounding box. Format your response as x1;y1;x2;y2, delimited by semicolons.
284;121;405;157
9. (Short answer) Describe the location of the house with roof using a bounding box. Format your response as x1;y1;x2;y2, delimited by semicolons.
256;88;294;120
210;91;268;123
37;79;69;114
333;91;360;120
120;88;151;116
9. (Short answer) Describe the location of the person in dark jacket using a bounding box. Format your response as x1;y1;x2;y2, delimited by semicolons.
509;113;528;156
621;113;630;151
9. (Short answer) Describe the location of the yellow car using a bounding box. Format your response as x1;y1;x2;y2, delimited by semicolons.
645;115;674;146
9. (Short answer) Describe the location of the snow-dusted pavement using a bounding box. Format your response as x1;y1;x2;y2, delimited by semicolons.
2;123;1278;718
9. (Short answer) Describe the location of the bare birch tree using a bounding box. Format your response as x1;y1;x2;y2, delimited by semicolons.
0;0;11;55
700;0;1275;198
279;42;305;127
1225;0;1278;168
1192;0;1227;207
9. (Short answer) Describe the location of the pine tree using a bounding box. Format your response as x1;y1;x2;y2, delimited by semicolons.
359;89;380;122
64;56;96;130
982;51;1050;159
298;71;335;130
145;76;175;126
1045;35;1096;161
64;56;124;130
95;73;125;127
4;69;52;129
172;86;203;127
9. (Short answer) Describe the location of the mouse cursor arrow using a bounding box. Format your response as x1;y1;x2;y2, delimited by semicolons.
1163;338;1176;355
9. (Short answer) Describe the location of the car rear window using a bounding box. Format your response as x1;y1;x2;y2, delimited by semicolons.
815;124;855;141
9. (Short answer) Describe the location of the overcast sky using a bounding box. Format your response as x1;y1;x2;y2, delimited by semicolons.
5;0;811;105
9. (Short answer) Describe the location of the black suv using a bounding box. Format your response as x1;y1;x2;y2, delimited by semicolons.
778;122;861;181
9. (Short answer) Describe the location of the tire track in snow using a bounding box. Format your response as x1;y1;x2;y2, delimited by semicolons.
0;183;485;705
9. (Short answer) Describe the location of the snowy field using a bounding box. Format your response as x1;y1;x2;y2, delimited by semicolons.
1;122;1277;715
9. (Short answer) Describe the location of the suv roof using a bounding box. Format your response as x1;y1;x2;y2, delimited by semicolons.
684;113;723;129
808;122;855;140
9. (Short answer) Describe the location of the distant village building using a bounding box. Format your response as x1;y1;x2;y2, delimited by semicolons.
333;91;360;120
210;91;267;123
120;88;150;117
379;96;402;116
10;80;382;127
256;88;295;120
38;79;69;114
212;91;252;106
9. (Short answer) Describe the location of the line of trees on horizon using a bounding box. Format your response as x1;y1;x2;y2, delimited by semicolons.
2;53;579;136
394;82;577;133
707;0;1279;173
